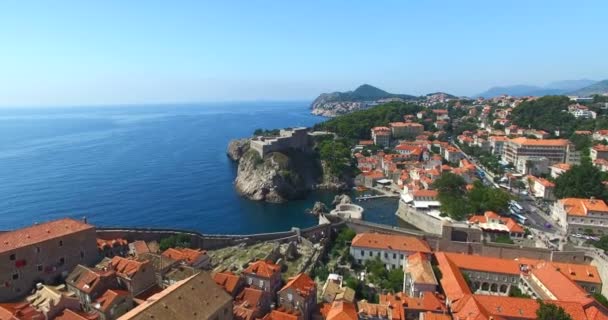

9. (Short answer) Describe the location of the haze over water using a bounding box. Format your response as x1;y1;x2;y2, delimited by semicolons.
0;103;398;234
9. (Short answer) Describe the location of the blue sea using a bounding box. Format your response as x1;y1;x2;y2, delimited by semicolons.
0;102;400;234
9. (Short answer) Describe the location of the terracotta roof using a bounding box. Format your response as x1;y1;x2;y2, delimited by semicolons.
442;252;520;275
161;248;207;265
54;309;98;320
94;289;130;312
434;252;471;303
390;122;423;128
327;301;358;320
402;292;447;313
420;312;452;320
280;273;316;298
412;190;438;198
406;253;438;285
359;140;374;145
110;256;148;278
551;163;572;171
530;263;594;306
243;260;281;278
593;145;608;152
97;238;128;251
528;175;555;188
559;198;608;216
262;309;300;320
508;137;569;147
234;287;268;320
66;265;115;294
357;300;389;318
130;241;150;255
213;271;242;294
0;218;94;254
351;233;431;253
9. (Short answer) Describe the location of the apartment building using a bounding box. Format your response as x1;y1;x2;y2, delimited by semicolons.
242;260;282;293
591;144;608;161
371;127;391;147
502;138;570;169
389;122;424;138
278;273;317;320
527;175;556;201
552;198;608;234
0;218;98;301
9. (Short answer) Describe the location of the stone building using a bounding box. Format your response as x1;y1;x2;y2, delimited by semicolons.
118;272;233;320
552;197;608;234
389;122;424;139
371;127;391;147
242;260;282;293
0;218;98;301
403;253;438;297
250;127;310;158
278;273;317;320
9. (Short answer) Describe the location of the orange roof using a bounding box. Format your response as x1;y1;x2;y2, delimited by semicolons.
97;238;128;250
243;260;281;278
406;253;438;285
516;258;602;285
551;163;571;171
593;144;608;152
130;240;150;255
95;289;130;312
54;309;98;320
359;140;374;145
509;137;569;147
0;218;94;254
213;271;242;294
357;300;390;319
531;263;594;306
161;248;206;265
528;175;555;188
351;233;431;253
559;198;608;216
110;256;148;278
402;292;447;313
434;252;471;303
280;273;316;298
234;287;267;320
262;309;300;320
413;189;438;198
372;126;390;132
327;301;358;320
390;122;423;128
420;312;452;320
442;252;520;275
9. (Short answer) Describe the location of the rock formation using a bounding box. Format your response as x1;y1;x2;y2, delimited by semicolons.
226;138;250;161
332;194;352;206
308;201;329;216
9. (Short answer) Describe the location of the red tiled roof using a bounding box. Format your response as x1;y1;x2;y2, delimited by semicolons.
509;137;569;147
280;273;316;298
327;301;358;320
97;238;128;251
559;198;608;216
243;260;281;278
442;252;520;275
351;233;431;253
434;252;471;303
161;248;206;265
0;218;94;254
54;309;98;320
262;309;300;320
531;263;595;306
110;256;148;278
95;289;130;312
213;271;242;294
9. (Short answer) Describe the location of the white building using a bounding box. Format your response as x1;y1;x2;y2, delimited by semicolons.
350;233;431;270
552;198;608;234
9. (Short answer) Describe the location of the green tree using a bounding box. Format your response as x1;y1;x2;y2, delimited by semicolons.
508;286;530;298
467;181;511;214
554;162;608;200
159;234;191;251
493;234;514;244
593;293;608;308
536;301;572;320
318;139;351;176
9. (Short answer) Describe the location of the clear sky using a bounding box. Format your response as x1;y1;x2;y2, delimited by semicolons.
1;1;607;106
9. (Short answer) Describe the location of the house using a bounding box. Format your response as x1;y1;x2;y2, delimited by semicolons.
502;138;570;166
107;256;157;297
213;271;245;298
552;198;608;234
390;122;424;138
136;252;179;287
97;238;129;258
380;292;447;320
527;175;556;200
242;260;282;293
468;211;525;241
443;146;464;164
403;253;438;297
0;218;98;301
321;274;355;304
593;130;608;142
233;287;273;320
371;127;391;147
550;163;571;178
325;301;357;320
278;273;317;320
66;265;120;311
262;308;301;320
161;247;210;269
349;233;431;269
357;300;390;320
591;144;608;161
118;272;233;320
90;289;133;320
24;284;82;320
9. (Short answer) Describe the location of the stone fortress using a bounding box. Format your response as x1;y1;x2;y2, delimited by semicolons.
249;127;311;157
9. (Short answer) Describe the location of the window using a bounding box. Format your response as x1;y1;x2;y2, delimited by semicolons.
384;252;388;258
9;254;15;261
12;273;18;280
247;278;252;285
259;280;264;288
80;251;85;259
377;252;380;257
35;247;40;254
393;253;397;259
37;264;43;272
400;254;404;259
59;240;63;247
287;293;293;301
59;257;65;266
369;251;372;257
361;250;364;256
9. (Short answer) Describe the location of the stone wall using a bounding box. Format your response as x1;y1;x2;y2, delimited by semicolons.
395;200;445;235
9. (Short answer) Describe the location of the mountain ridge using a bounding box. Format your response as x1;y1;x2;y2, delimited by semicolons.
476;79;599;98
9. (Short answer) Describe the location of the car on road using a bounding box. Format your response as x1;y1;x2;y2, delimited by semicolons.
544;222;552;229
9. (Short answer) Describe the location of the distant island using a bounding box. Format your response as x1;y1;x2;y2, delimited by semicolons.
475;79;608;98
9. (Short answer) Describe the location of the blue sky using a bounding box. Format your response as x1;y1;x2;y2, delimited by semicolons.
0;1;607;106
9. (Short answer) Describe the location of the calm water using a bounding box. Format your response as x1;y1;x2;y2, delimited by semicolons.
0;102;401;234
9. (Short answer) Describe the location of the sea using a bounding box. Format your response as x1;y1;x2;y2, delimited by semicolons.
0;102;400;234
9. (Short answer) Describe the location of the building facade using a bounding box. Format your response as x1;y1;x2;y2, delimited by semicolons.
349;233;431;270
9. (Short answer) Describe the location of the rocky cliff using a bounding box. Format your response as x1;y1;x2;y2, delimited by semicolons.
227;139;350;203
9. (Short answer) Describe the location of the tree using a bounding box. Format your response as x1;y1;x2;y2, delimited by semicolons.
318;139;351;176
467;181;511;214
592;235;608;252
493;234;514;244
536;301;572;320
433;172;467;197
554;162;608;200
159;234;191;251
593;293;608;308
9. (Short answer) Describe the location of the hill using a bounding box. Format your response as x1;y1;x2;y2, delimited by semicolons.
310;84;415;117
568;80;608;97
476;80;598;98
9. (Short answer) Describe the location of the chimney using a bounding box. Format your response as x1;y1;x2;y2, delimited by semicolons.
83;216;88;224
